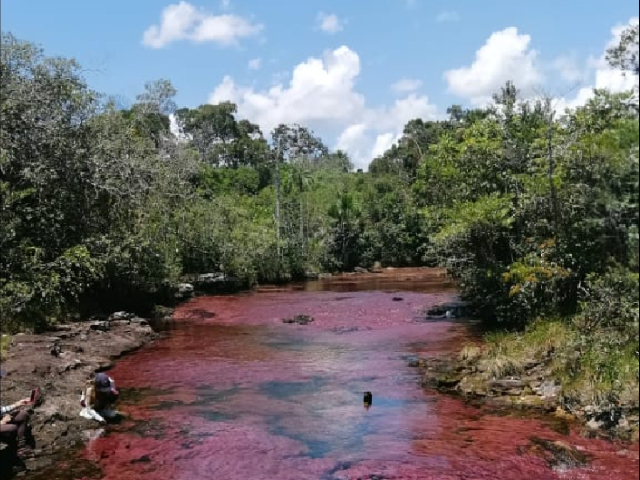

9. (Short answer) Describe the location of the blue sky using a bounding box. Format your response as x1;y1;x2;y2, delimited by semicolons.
2;0;638;167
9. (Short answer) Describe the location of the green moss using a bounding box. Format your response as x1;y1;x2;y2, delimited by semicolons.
0;334;10;360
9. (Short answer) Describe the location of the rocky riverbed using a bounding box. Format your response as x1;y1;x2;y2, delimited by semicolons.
0;312;163;476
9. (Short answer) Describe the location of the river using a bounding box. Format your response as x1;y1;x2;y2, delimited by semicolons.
39;269;640;479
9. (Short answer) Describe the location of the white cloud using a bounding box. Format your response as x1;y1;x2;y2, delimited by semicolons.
555;17;639;112
398;0;417;8
444;19;638;112
444;27;544;105
142;1;263;49
436;11;460;23
551;54;585;83
201;18;636;169
209;46;365;133
335;124;368;164
317;12;345;34
391;78;423;94
248;58;262;70
208;46;438;169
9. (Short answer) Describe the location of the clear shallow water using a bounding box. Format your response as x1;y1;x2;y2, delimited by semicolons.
41;270;639;479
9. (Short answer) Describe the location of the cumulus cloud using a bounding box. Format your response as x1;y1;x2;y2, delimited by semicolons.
555;17;639;112
436;11;460;23
142;1;263;49
444;19;638;112
444;27;544;105
551;54;585;83
317;12;345;34
398;0;417;8
391;78;423;94
248;58;262;70
201;18;636;169
208;46;438;169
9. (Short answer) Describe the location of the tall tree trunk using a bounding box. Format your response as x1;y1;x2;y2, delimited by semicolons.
299;196;304;258
275;146;282;261
547;110;559;235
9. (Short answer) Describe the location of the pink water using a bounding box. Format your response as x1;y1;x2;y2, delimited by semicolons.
51;271;639;479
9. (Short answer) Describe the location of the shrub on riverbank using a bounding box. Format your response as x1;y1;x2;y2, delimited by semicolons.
418;23;639;419
453;264;639;424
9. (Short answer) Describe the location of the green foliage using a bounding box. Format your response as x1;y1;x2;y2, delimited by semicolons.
0;335;10;359
605;22;639;76
420;66;639;411
574;267;639;337
419;83;638;330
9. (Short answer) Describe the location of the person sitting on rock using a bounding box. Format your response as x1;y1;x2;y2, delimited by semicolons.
0;374;37;459
80;372;122;424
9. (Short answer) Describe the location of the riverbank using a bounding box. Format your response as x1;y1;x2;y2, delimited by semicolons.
416;316;640;443
0;313;163;476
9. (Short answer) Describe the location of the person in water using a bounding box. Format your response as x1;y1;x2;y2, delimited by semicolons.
363;391;373;410
0;372;37;459
80;372;122;424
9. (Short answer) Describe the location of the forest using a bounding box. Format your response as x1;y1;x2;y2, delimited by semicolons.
1;25;638;408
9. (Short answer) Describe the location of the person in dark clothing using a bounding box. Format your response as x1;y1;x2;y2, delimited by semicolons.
1;409;31;456
0;371;36;459
80;372;122;424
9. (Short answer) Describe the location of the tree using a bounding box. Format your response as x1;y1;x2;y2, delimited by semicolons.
606;22;639;112
135;79;178;116
233;119;270;169
175;102;239;166
317;150;353;172
328;193;362;271
370;119;448;180
282;160;316;258
271;124;328;162
175;103;269;168
606;22;639;76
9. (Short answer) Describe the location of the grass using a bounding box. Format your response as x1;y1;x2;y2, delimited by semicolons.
0;334;11;360
558;336;639;407
458;344;482;362
478;319;575;379
469;318;639;409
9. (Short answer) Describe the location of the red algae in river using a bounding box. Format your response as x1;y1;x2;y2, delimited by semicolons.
35;271;639;480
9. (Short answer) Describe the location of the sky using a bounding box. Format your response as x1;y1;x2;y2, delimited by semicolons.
2;0;638;169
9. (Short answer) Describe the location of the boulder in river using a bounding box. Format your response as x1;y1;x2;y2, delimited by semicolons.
175;283;194;299
108;311;134;322
425;300;469;319
195;273;241;293
282;315;315;325
371;261;383;273
89;321;110;332
198;272;226;283
526;437;590;470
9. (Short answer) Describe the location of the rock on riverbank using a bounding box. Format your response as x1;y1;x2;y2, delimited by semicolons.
416;354;640;442
0;314;162;475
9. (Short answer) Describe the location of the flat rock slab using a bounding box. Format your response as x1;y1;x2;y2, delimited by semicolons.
0;319;158;474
